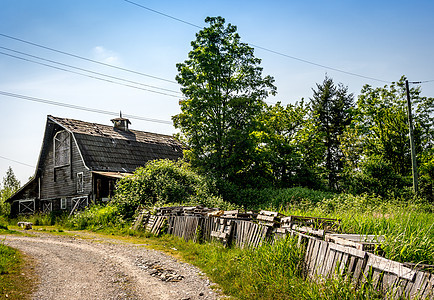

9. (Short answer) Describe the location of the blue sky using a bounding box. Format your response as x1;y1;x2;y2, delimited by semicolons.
1;0;433;184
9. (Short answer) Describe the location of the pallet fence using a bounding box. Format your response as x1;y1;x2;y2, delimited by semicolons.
133;206;433;299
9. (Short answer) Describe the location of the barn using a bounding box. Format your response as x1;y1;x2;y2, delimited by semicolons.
7;115;183;216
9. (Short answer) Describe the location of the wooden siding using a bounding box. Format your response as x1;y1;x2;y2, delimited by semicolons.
40;128;91;200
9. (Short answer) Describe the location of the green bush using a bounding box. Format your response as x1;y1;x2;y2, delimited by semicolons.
64;205;123;230
111;159;231;219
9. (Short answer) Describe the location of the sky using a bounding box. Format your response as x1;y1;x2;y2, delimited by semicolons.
0;0;433;185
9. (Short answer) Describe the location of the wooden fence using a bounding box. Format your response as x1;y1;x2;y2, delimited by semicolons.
134;207;433;299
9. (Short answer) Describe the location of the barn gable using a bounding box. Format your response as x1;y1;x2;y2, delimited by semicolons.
8;115;183;215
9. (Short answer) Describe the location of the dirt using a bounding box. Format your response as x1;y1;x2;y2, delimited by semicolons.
1;231;221;300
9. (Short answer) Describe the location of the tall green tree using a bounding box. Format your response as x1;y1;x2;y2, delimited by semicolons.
310;76;354;190
341;76;434;197
0;166;21;216
255;101;324;188
173;16;276;185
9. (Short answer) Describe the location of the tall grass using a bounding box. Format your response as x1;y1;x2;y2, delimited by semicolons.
63;205;125;230
260;188;434;265
152;234;383;300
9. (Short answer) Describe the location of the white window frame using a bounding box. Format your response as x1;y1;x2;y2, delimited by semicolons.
60;198;67;210
77;172;84;192
53;130;70;168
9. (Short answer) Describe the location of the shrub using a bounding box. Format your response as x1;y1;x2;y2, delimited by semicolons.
64;205;123;230
111;159;230;219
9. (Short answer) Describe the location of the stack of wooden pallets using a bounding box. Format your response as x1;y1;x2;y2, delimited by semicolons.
281;215;341;238
145;215;166;235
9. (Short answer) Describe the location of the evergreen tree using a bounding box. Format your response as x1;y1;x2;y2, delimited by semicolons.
0;166;21;216
310;76;354;190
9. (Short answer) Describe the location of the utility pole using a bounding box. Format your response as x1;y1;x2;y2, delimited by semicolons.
405;80;418;193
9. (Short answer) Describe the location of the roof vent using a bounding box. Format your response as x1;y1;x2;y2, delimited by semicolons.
111;111;131;131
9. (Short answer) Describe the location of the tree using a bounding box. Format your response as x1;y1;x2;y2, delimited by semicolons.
173;16;276;185
255;100;324;188
0;166;21;216
340;76;434;197
309;76;354;190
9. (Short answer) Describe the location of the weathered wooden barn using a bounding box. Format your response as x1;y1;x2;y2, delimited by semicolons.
7;115;183;216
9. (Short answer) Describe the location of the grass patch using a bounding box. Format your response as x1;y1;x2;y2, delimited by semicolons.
0;242;36;299
144;234;384;299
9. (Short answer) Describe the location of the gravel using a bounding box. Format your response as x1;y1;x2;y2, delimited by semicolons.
1;231;221;300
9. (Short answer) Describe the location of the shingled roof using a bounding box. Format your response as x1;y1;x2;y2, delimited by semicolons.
46;115;183;173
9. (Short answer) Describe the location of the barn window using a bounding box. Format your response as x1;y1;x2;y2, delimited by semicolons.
54;130;70;167
60;198;67;210
77;172;84;192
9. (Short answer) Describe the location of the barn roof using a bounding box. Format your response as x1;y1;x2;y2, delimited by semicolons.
46;115;183;173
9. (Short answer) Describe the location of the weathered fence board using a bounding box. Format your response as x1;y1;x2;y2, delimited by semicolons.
138;207;433;299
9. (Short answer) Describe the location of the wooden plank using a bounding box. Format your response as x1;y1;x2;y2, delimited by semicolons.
259;210;279;217
336;252;349;276
308;239;321;277
248;223;258;247
394;277;409;299
408;270;427;298
371;269;383;290
257;214;276;222
421;273;433;299
331;251;344;276
322;248;336;278
329;242;367;259
315;240;329;277
250;223;259;247
347;255;357;274
292;225;324;238
353;257;367;286
304;237;315;275
366;253;416;281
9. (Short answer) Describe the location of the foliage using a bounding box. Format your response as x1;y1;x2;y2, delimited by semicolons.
0;167;21;216
254;101;324;189
64;205;124;230
0;241;34;299
0;242;18;275
341;76;434;196
173;16;276;186
111;159;230;219
309;76;354;190
154;234;383;300
271;190;434;265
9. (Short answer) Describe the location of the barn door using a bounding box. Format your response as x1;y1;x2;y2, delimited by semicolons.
42;201;53;214
69;196;89;216
19;199;35;214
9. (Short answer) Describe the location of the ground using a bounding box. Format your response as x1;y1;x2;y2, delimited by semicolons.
1;230;220;300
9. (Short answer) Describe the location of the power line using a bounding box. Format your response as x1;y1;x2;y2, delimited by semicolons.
0;46;182;96
123;0;202;29
122;0;393;84
0;155;35;168
0;33;178;84
0;91;173;125
0;51;181;98
0;46;182;95
409;80;434;84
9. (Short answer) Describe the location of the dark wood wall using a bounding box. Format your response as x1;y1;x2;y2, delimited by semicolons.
39;127;92;201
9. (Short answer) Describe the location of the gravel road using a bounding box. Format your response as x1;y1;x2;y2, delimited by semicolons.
1;231;221;300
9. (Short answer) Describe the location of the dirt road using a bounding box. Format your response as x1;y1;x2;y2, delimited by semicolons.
1;231;220;300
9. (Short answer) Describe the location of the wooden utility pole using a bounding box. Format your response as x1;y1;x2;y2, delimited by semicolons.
405;80;418;193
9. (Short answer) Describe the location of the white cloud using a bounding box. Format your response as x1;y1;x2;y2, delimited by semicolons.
92;46;121;65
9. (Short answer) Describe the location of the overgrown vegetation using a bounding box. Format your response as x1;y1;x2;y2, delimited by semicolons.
110;159;236;219
0;167;21;217
0;241;34;299
2;15;432;300
151;234;384;300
